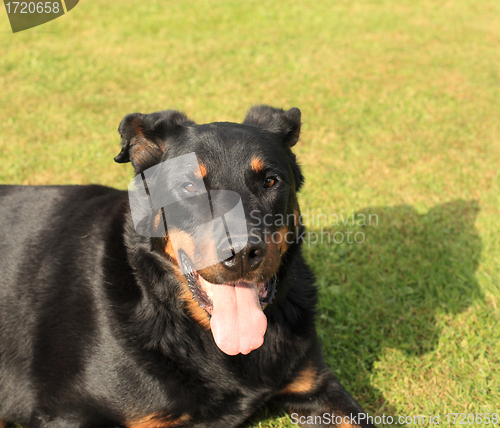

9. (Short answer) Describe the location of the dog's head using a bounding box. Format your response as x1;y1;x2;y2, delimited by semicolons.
115;105;304;355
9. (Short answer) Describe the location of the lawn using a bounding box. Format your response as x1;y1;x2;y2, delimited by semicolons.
1;0;499;426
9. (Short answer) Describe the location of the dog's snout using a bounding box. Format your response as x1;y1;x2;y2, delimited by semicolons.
221;236;266;275
246;239;265;270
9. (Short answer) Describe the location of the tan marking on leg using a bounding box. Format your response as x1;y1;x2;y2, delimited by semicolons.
337;418;360;428
280;361;317;394
128;413;191;428
330;413;362;428
251;157;264;172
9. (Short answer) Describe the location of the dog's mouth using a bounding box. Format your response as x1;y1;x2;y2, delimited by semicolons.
179;251;277;356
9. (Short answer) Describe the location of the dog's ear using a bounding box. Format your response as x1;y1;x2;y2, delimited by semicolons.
243;105;301;148
114;110;194;174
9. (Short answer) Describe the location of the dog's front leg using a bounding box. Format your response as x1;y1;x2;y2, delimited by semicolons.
274;360;377;428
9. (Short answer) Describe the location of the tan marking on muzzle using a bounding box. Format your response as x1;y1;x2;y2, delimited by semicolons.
275;226;291;255
166;229;216;330
180;285;212;330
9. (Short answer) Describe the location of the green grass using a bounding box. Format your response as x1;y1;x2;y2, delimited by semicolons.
1;0;500;426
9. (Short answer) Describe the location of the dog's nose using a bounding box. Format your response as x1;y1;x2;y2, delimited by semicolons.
221;237;266;274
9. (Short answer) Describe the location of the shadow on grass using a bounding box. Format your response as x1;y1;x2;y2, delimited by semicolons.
231;200;483;427
245;200;482;427
299;199;482;421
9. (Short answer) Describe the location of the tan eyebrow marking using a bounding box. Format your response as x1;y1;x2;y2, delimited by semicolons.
251;157;264;172
195;162;207;178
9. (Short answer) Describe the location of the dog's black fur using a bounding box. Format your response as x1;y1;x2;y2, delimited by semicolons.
0;106;375;428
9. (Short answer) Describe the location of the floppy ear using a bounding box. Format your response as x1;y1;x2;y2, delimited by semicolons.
114;110;194;174
243;105;301;148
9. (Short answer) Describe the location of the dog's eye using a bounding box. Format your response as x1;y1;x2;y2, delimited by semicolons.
263;177;277;189
183;183;197;193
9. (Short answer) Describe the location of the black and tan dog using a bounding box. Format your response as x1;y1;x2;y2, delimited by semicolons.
0;106;376;428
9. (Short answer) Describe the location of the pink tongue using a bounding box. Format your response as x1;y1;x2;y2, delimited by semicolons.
210;282;267;355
